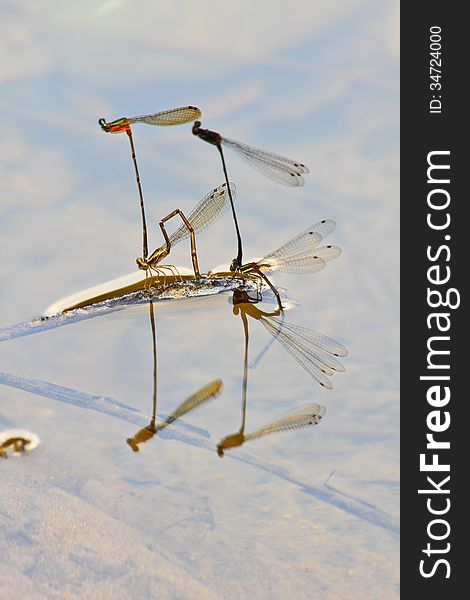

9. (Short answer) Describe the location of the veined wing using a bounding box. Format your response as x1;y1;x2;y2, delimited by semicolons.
273;318;349;357
244;404;326;441
156;379;222;431
262;220;336;262
169;183;235;246
249;306;286;369
221;136;309;187
259;316;348;389
129;106;202;126
257;245;342;274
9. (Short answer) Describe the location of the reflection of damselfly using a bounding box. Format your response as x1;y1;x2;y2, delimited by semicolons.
217;403;326;457
127;378;223;452
136;182;235;282
232;289;347;389
99;106;202;260
192;121;309;269
217;288;328;456
234;219;342;310
127;300;222;452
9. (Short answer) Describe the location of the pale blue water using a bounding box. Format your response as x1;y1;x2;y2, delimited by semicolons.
1;1;399;597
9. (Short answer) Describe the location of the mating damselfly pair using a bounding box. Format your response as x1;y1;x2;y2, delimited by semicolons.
97;103;347;453
99;105;310;280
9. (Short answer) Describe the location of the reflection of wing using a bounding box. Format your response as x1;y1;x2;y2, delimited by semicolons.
169;183;235;246
129;106;201;126
156;379;223;431
245;404;326;441
249;308;285;369
259;316;348;389
221;136;309;187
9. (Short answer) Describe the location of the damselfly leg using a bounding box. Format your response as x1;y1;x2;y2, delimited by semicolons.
136;183;235;281
159;208;200;277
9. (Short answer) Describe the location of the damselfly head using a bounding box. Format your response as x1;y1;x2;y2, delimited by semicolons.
232;288;247;304
232;287;260;306
98;117;130;134
229;258;240;272
136;257;148;270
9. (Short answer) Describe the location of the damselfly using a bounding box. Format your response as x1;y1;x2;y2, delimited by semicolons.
192;121;309;187
127;379;222;452
192;121;246;268
136;182;235;281
99;106;201;259
236;219;341;311
217;404;326;457
232;289;348;390
99;106;202;134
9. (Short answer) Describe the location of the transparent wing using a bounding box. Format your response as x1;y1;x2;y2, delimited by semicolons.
259;315;348;389
245;404;326;441
249;307;285;369
257;245;342;274
273;318;349;357
221;137;309;187
262;220;336;264
156;379;222;430
169;183;235;246
129;106;202;126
